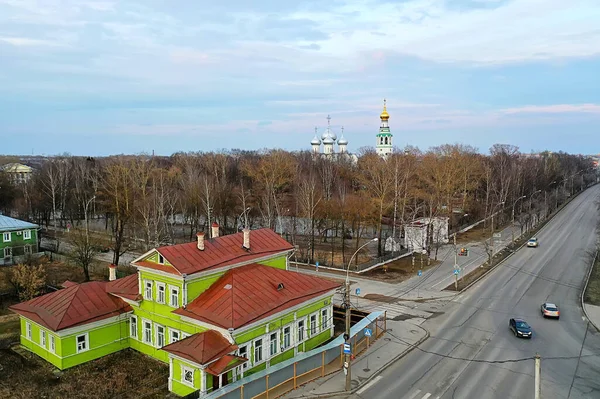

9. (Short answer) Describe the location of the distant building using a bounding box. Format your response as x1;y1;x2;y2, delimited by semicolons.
404;217;449;253
376;99;393;158
0;214;40;265
1;162;34;184
310;115;358;162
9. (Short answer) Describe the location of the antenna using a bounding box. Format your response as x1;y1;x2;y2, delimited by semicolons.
327;115;331;127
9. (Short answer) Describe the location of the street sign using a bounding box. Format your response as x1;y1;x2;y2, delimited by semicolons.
454;269;460;275
364;328;372;337
493;233;502;238
355;288;361;295
343;343;351;354
417;270;422;277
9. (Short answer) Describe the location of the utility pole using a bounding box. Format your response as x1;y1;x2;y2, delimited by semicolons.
453;233;458;290
534;354;541;399
344;279;352;391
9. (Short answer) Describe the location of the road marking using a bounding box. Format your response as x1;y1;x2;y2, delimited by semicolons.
356;376;382;395
421;393;432;399
405;389;422;399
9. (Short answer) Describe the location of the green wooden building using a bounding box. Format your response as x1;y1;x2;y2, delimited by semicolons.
0;214;39;265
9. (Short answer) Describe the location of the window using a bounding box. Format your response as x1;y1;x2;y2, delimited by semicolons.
26;322;31;339
238;345;248;369
182;366;194;386
254;338;263;364
158;254;165;264
143;320;152;345
144;280;153;300
181;332;190;339
385;137;388;145
50;336;55;353
169;286;179;308
156;325;165;348
269;332;278;356
23;230;31;240
283;326;291;349
76;333;88;353
24;245;31;255
2;232;10;242
3;248;12;258
40;330;46;347
310;314;318;335
170;329;180;343
130;316;138;339
156;283;166;304
322;308;329;329
297;320;305;342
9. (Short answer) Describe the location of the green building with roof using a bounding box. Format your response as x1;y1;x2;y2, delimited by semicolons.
0;214;39;265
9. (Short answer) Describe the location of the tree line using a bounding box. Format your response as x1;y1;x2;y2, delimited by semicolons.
0;144;596;270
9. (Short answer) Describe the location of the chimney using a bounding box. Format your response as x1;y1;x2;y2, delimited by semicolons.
242;228;250;250
197;232;205;251
211;222;220;238
109;264;117;281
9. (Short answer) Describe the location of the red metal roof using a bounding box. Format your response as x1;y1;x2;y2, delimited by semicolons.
136;228;293;276
162;330;238;366
106;273;140;301
9;281;132;332
174;264;340;330
205;354;247;376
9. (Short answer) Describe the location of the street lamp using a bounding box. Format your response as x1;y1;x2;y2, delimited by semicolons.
511;195;526;243
344;237;378;391
84;196;96;248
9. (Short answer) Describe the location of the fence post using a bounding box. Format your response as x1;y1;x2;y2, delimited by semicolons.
384;311;387;332
340;345;343;367
352;335;356;355
240;385;244;399
293;362;297;389
322;351;325;377
266;375;269;399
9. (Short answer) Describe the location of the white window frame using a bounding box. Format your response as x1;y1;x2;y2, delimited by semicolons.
144;280;153;301
23;230;31;240
321;308;329;330
40;330;46;348
170;329;180;344
143;320;153;345
282;325;292;350
181;332;190;339
238;344;249;369
254;338;264;365
2;232;10;242
310;313;318;336
26;322;32;339
76;333;89;353
50;335;55;353
130;315;138;339
182;366;194;387
269;331;278;357
297;319;306;343
156;282;166;304
155;324;165;348
158;254;165;264
3;247;12;258
169;285;180;308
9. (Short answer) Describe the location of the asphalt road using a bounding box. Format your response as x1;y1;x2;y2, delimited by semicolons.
349;185;600;399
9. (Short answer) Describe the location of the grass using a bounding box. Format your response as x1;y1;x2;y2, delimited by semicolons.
584;252;600;306
362;254;441;283
0;348;169;399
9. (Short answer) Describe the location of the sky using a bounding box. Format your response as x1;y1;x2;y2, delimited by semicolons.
1;0;599;157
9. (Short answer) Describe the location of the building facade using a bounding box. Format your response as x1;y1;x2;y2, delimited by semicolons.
376;99;393;158
10;227;339;397
0;162;34;184
0;214;39;265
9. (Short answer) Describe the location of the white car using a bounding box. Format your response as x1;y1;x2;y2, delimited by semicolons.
527;237;539;247
541;302;560;319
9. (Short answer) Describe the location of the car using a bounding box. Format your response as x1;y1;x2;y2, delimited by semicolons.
509;318;532;338
527;237;539;247
541;302;560;319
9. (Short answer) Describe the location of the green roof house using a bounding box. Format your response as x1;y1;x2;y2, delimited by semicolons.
10;226;340;397
0;214;40;265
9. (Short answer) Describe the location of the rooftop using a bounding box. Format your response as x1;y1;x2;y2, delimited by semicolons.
174;264;340;330
0;214;39;233
162;330;238;366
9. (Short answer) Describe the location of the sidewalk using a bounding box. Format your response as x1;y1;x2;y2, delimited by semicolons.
280;320;428;399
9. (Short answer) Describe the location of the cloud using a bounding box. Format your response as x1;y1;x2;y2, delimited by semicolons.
500;104;600;114
0;37;64;46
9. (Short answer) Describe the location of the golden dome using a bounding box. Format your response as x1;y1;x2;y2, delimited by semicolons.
380;99;390;120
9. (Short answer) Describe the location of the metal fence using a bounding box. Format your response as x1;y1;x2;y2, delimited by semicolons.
195;311;385;399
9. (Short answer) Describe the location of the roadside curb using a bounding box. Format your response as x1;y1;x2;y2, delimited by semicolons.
291;325;430;399
581;250;600;333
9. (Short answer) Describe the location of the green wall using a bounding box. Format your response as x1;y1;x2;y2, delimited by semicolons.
1;228;38;255
170;357;203;396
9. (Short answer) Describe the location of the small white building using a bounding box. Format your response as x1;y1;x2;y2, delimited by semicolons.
403;217;449;252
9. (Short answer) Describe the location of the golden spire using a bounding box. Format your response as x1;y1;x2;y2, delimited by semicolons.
380;98;389;120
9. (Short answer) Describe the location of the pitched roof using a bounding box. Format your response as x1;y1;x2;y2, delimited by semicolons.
205;355;247;376
135;228;293;276
0;214;39;233
9;280;132;332
106;273;140;301
162;330;238;366
174;264;340;330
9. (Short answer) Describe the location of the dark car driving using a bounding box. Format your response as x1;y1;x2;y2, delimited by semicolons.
509;318;532;338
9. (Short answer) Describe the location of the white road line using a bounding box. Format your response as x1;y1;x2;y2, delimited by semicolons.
405;389;422;399
421;393;432;399
356;376;382;395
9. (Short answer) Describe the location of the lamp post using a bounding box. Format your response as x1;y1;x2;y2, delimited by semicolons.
84;196;96;249
511;195;526;243
344;237;378;391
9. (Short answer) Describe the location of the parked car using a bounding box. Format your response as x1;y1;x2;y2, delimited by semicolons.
541;302;560;319
93;245;111;253
527;237;539;248
509;318;532;338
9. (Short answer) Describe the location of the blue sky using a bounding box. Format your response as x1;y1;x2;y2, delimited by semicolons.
1;0;599;156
